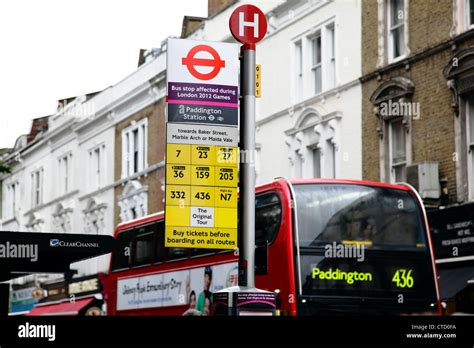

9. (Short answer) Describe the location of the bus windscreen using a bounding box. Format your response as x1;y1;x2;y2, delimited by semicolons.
294;184;427;249
293;184;438;312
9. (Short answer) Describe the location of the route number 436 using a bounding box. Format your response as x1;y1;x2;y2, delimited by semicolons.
392;269;414;288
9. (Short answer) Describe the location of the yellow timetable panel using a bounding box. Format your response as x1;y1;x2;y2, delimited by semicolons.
191;145;216;165
167;164;191;185
215;167;238;187
166;185;191;206
215;146;238;167
167;144;191;164
165;205;190;227
215;187;237;208
191;186;215;207
165;140;238;249
191;165;215;186
165;226;237;249
215;208;238;229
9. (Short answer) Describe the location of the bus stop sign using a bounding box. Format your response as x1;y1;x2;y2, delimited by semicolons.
229;4;267;46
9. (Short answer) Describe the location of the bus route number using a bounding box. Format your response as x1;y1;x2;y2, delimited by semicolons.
174;170;184;178
170;191;185;199
195;192;211;200
392;269;414;288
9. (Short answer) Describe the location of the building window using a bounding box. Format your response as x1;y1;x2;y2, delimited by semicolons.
58;154;71;195
443;48;474;202
6;182;19;219
311;33;322;95
389;119;407;182
467;97;474;200
31;169;43;208
325;139;336;179
89;145;105;190
83;199;106;235
286;110;340;179
311;147;321;178
388;0;405;61
326;24;336;89
122;119;148;178
295;40;303;100
52;204;73;233
118;180;148;222
467;0;474;27
369;77;414;184
293;22;336;101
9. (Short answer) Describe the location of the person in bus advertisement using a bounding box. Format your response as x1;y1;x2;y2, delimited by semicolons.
182;290;202;316
196;267;213;315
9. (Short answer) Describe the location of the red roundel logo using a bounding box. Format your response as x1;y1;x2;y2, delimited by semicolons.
181;45;226;81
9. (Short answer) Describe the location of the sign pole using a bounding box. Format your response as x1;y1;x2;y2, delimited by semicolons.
240;45;256;288
213;4;276;316
229;4;267;289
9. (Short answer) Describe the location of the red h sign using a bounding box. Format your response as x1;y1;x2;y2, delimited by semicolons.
229;4;267;48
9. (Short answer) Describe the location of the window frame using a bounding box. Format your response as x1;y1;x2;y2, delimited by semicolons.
294;39;303;100
58;153;71;195
94;147;101;188
31;168;43;208
466;0;474;29
7;181;19;219
310;32;322;95
467;97;474;200
388;118;407;183
387;0;406;63
255;191;283;246
293;20;336;101
131;230;155;268
121;118;148;178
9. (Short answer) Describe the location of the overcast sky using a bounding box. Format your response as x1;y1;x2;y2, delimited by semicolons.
0;0;208;148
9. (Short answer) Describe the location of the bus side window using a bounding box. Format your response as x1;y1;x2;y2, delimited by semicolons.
155;222;165;263
191;246;220;257
255;192;282;245
132;226;154;267
111;229;135;271
255;192;281;275
167;248;189;261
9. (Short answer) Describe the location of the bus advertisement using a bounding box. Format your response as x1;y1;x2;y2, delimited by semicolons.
105;178;441;316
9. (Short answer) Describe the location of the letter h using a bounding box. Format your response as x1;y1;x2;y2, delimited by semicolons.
239;12;259;38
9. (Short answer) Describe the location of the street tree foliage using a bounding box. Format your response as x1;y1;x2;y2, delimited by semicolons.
0;160;11;174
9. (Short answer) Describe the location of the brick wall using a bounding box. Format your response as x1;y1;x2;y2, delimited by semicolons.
208;0;236;18
114;99;166;226
361;0;470;204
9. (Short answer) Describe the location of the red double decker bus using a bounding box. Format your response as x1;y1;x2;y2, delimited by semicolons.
105;178;441;316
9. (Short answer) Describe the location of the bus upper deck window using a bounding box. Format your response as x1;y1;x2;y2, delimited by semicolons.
255;192;282;245
155;222;165;263
112;229;135;271
133;228;154;266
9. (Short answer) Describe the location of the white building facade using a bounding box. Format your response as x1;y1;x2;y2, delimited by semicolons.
0;95;116;281
189;0;362;183
0;45;166;284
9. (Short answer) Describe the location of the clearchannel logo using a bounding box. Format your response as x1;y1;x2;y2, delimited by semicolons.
49;239;99;248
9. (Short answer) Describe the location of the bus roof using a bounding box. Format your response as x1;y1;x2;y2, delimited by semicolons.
287;178;412;191
115;178;412;234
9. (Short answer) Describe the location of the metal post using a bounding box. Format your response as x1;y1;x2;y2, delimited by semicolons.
240;47;256;288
